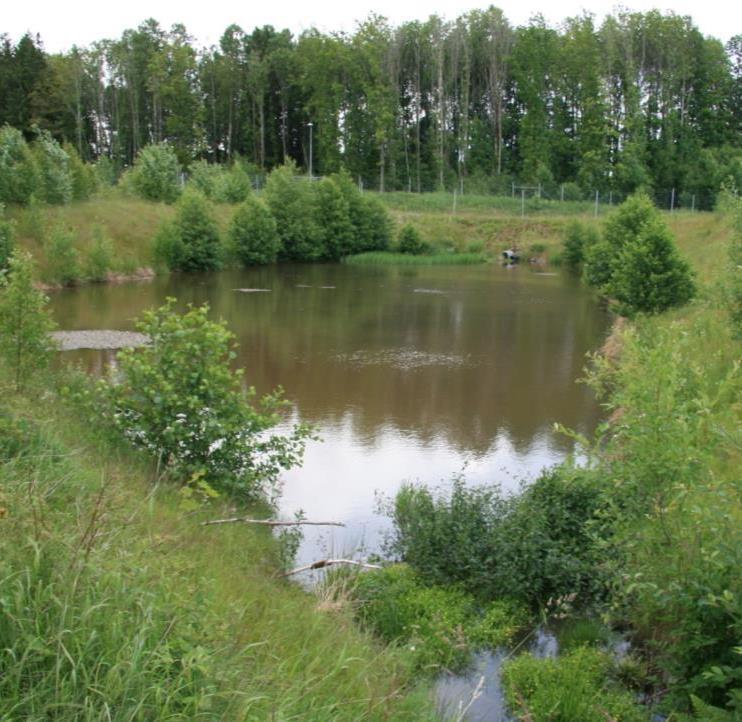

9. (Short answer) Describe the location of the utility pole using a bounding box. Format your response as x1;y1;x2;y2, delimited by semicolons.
307;122;314;179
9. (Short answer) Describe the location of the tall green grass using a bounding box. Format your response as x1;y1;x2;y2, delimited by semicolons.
344;251;486;265
0;383;436;721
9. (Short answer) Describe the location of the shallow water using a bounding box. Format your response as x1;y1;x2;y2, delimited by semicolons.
49;263;610;567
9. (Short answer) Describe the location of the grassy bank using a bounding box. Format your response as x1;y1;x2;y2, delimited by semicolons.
6;188;722;284
0;374;435;720
343;251;486;266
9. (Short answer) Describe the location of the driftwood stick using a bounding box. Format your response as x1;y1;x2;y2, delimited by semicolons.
283;559;382;577
202;517;345;527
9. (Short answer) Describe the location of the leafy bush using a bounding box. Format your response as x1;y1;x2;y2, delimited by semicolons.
352;564;529;673
331;171;392;253
154;190;222;271
264;162;323;261
315;177;354;260
562;220;598;270
583;192;656;289
608;216;695;315
398;224;428;255
503;647;647;722
0;125;38;204
214;164;252;203
386;468;605;608
228;197;280;266
131;143;182;203
64;143;97;200
32;130;72;205
102;300;311;501
0;205;14;273
190;161;252;204
585;310;741;711
84;226;114;281
43;224;80;284
0;251;57;391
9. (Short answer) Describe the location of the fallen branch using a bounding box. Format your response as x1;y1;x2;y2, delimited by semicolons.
202;517;345;527
283;559;382;577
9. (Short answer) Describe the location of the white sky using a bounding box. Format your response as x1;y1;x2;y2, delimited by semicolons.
8;0;741;52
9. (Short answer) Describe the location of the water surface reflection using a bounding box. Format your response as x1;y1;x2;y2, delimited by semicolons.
50;263;609;562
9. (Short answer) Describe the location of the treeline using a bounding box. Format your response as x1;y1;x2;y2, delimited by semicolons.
1;10;741;207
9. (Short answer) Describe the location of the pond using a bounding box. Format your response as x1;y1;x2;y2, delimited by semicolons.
50;262;609;567
50;261;610;720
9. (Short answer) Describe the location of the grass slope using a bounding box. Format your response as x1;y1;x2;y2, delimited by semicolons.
0;384;435;721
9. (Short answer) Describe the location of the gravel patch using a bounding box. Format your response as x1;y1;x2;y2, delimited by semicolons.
52;330;150;351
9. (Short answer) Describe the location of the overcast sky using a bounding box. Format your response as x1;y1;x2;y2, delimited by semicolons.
7;0;741;52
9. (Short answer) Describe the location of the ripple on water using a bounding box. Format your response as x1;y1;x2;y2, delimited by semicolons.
333;348;473;370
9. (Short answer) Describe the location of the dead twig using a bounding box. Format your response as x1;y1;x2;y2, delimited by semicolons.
283;559;382;577
202;517;345;527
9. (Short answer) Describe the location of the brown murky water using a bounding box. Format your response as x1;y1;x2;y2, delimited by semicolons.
49;263;610;564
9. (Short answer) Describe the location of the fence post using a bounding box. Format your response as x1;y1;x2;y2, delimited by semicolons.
521;189;525;219
560;184;564;202
670;188;675;214
537;183;541;199
594;190;599;218
691;194;695;213
512;182;515;199
452;189;457;215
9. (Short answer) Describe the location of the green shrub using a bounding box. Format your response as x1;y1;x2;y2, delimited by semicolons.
352;564;529;673
608;216;695;316
315;177;354;260
64;143;97;200
264;162;323;261
32;130;72;205
190;161;252;204
154;190;222;271
583;192;657;289
0;125;38;204
503;647;648;722
0;205;14;273
386;468;605;608
84;226;114;281
44;224;80;284
94;155;118;187
585;310;741;711
214;165;252;203
398;224;428;255
102;300;311;501
131;143;182;203
0;251;57;391
331;171;392;253
562;220;598;270
228;197;280;266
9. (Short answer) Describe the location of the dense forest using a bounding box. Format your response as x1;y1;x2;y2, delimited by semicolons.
1;9;740;207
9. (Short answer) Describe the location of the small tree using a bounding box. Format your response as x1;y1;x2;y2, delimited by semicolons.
315;177;354;260
63;143;97;200
154;190;222;271
105;300;311;501
608;216;696;316
584;192;657;289
131;143;182;203
0;251;57;391
32;130;73;205
264;162;323;261
44;224;80;285
398;224;428;255
0;126;38;205
562;220;598;271
229;197;280;266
